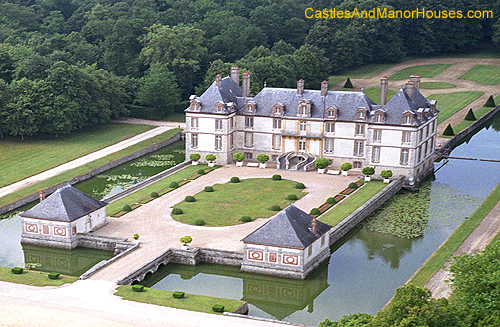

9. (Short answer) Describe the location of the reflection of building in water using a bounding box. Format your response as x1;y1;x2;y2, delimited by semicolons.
22;244;113;276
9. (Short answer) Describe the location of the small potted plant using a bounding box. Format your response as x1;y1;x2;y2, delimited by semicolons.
340;162;352;176
180;235;192;250
361;167;375;181
205;154;217;167
189;153;201;165
380;170;393;183
257;154;270;169
132;233;140;244
315;158;329;174
233;152;245;167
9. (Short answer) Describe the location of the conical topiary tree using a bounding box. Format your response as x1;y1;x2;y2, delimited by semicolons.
464;108;476;121
485;95;496;107
343;78;354;89
443;124;455;136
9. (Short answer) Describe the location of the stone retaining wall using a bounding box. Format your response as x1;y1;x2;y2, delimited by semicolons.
0;131;182;215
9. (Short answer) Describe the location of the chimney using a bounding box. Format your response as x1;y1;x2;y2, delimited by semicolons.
297;79;304;95
321;80;328;97
242;72;251;97
311;217;317;235
230;66;240;85
405;81;415;101
215;74;222;88
430;100;437;113
410;74;421;90
380;77;388;105
39;190;45;202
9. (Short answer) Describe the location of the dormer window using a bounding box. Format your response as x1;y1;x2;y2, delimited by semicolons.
356;108;367;121
272;103;284;116
191;102;199;111
297;100;310;117
189;95;200;111
372;110;385;123
325;106;338;120
402;112;414;125
214;102;224;113
245;102;256;114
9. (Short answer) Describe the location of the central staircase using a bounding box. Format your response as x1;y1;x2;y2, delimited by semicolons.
277;152;316;171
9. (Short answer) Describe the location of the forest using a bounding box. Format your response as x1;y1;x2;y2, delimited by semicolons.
0;0;499;138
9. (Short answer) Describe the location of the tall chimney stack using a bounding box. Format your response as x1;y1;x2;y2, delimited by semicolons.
380;76;388;105
320;80;328;97
39;190;45;202
297;79;304;95
242;72;251;97
230;66;240;85
405;81;415;101
215;74;222;88
410;74;420;91
311;217;317;235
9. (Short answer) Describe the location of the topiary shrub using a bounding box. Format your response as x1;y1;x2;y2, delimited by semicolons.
270;204;281;211
315;158;330;169
348;182;358;189
205;153;217;162
11;267;23;274
212;304;225;312
193;218;205;226
310;208;321;215
272;174;282;180
230;176;240;183
240;216;252;222
169;181;179;188
343;77;354;89
464;108;476;121
48;272;60;280
122;204;132;212
485;95;496;107
326;197;336;204
340;162;353;171
180;236;192;245
295;182;306;189
185;195;196;202
443;124;455;136
233;152;245;162
197;169;206;175
189;153;201;161
173;291;185;298
204;186;214;192
150;192;159;198
287;194;298;200
257;154;270;163
171;208;183;215
132;284;144;292
361;167;375;176
380;170;393;178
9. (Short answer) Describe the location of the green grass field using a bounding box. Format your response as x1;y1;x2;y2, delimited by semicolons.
427;91;484;124
115;285;244;314
363;87;398;104
172;178;306;226
0;123;155;188
452;106;496;133
0;267;78;286
319;180;387;227
388;64;452;81
328;63;394;87
458;65;500;85
419;82;456;89
0;129;182;207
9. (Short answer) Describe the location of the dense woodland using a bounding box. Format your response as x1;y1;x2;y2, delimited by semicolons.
0;0;499;138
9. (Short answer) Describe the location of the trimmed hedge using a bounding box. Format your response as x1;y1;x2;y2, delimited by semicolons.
464;108;477;121
173;291;185;298
348;182;358;189
270;204;281;211
122;204;132;212
344;77;354;88
485;94;496;107
185;195;196;202
197;169;206;175
212;304;225;312
204;186;214;192
132;284;144;292
286;194;298;200
48;272;60;280
443;124;455;136
295;182;306;189
240;216;252;222
326;197;336;204
230;177;240;183
11;267;23;274
310;208;321;215
171;208;183;215
150;191;159;198
169;181;179;188
193;218;205;226
272;174;282;180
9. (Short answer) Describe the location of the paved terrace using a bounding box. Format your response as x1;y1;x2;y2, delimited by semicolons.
90;166;358;282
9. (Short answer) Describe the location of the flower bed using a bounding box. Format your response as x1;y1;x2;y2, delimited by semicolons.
178;180;190;187
140;197;154;204
310;182;363;218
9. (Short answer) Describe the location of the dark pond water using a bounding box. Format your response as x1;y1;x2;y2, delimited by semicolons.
144;115;500;326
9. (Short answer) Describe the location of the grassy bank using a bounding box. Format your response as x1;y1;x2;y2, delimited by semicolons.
407;181;500;287
0;267;78;286
428;91;484;124
115;285;244;314
0;129;182;208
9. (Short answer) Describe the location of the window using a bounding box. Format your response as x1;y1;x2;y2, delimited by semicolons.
417;146;422;162
372;146;380;163
418;129;423;142
245;103;255;113
373;113;383;123
215;103;223;112
215;119;222;131
325;122;335;133
353;161;362;169
373;129;382;142
402;131;411;144
215;135;222;150
400;149;409;165
244;152;252;160
272;134;281;150
324;138;333;154
274;106;281;115
308;245;313;257
423;141;427;157
229;134;234;148
191;102;199;111
321;235;325;246
299;121;307;132
356;110;366;120
191;134;198;148
299;105;307;116
327;110;336;118
191;117;198;130
273;119;281;129
432;120;436;133
229;117;233;130
355;124;365;135
245;132;253;147
403;115;412;124
425;125;429;138
354;141;364;156
298;138;306;151
245;117;254;128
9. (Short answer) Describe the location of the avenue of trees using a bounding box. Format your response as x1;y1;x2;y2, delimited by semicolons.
0;0;499;138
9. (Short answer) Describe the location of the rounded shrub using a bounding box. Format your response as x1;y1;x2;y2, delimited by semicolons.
361;167;375;176
340;162;353;171
169;181;179;189
257;154;270;163
380;170;393;178
270;204;281;211
48;272;60;280
315;158;330;169
205;153;217;162
173;291;185;298
197;169;206;175
204;186;214;192
171;208;183;215
240;216;252;222
150;191;159;198
326;197;336;204
11;267;23;274
193;218;205;226
180;236;192;244
286;194;298;200
189;153;201;161
348;182;358;189
295;182;306;189
233;152;245;162
310;208;321;215
185;195;196;202
230;176;240;183
132;284;144;292
122;204;132;212
272;174;282;180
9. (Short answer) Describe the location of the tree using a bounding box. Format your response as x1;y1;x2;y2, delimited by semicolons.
443;124;455;136
343;78;354;89
464;108;476;121
136;63;180;114
319;313;373;326
485;95;496;107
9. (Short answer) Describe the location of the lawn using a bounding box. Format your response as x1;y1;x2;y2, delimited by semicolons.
318;180;387;227
388;64;452;81
115;285;245;314
328;63;394;87
0;123;155;188
458;65;500;85
407;181;500;287
419;82;456;89
0;129;182;207
172;178;306;226
452;106;496;134
363;87;398;104
427;91;484;124
0;266;78;286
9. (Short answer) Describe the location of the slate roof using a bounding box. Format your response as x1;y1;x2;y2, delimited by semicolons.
20;185;107;222
382;88;433;125
185;77;242;114
242;205;331;249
